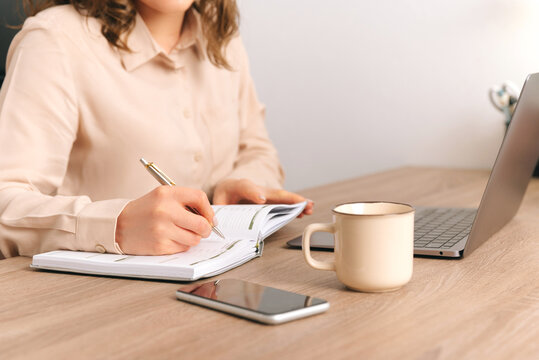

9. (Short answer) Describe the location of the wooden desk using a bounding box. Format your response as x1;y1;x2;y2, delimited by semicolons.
1;167;538;359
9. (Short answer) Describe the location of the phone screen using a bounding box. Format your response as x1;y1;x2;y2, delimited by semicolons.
287;232;335;250
177;279;327;315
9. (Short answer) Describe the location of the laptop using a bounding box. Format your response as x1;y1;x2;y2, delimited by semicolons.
288;73;539;258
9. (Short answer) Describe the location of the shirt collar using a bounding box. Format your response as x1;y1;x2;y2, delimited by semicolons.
119;8;205;72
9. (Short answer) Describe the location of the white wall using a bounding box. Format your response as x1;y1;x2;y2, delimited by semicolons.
238;0;539;191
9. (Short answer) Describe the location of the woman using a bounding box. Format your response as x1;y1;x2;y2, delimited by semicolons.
0;0;312;257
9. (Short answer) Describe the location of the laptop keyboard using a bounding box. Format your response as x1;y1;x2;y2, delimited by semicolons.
414;208;477;249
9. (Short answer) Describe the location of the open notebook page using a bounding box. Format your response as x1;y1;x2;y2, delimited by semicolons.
210;204;275;240
210;201;307;241
31;237;256;280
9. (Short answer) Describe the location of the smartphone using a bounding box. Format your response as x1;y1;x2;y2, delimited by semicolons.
286;232;335;250
176;279;329;325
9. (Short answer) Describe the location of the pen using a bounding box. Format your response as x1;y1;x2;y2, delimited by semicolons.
139;157;225;239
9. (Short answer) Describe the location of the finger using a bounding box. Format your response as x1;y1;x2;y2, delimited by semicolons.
303;200;314;215
173;188;215;225
153;238;190;255
298;202;313;217
169;226;203;247
235;179;266;204
167;241;190;254
264;188;305;204
213;188;229;205
172;208;212;238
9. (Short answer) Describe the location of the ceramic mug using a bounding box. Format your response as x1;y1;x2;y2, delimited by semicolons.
302;202;414;292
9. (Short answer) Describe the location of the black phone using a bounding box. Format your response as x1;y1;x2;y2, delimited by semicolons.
176;279;329;325
286;232;335;251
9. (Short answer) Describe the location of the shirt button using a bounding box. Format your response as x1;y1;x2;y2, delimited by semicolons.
194;152;203;162
183;109;192;118
95;244;106;253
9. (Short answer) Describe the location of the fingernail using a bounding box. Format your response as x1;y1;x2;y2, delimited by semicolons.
212;216;219;226
259;194;266;201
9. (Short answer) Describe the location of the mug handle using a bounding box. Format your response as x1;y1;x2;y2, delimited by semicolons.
302;223;336;271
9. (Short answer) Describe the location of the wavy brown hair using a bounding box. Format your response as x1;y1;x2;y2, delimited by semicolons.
22;0;239;69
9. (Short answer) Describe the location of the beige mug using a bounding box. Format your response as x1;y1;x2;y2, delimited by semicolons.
303;202;414;292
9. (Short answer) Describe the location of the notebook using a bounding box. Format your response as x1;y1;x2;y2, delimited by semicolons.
288;72;539;258
32;201;307;281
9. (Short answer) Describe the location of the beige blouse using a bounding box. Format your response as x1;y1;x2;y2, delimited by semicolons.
0;5;284;258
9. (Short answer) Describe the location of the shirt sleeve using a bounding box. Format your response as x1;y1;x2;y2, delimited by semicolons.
0;18;128;257
220;37;285;189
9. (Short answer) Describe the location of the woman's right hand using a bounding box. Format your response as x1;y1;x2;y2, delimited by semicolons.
115;186;215;255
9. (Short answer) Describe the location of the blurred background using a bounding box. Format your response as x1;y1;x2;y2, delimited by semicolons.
238;0;539;191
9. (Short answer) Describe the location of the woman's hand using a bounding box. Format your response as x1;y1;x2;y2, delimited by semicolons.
213;179;314;217
115;186;215;255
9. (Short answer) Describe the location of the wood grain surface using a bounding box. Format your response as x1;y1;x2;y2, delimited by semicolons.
1;167;538;360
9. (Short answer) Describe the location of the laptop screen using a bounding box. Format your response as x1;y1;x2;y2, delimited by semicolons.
464;73;539;256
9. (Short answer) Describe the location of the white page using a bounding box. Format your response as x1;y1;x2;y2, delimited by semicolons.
32;237;257;280
210;204;277;240
259;202;306;238
47;237;252;267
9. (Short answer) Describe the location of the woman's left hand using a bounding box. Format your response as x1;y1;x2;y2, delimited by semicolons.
213;179;313;217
